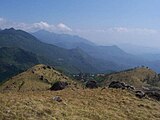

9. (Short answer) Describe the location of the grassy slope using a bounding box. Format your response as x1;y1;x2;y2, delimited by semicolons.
0;64;72;92
0;88;160;120
104;67;160;89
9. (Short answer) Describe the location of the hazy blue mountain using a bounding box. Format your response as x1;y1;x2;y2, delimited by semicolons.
33;30;160;73
137;54;160;72
0;28;122;74
33;30;96;49
138;53;160;61
33;30;148;68
119;43;160;55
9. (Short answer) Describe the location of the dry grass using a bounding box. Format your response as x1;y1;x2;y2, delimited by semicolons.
0;88;160;120
0;64;73;92
104;67;159;88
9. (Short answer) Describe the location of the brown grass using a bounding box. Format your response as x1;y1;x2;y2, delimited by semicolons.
104;67;159;88
0;88;160;120
0;64;73;92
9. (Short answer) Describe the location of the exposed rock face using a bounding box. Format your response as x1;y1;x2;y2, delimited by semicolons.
145;91;160;101
135;91;145;99
50;81;68;91
85;80;98;89
108;81;135;90
107;81;160;101
125;85;135;90
109;81;126;89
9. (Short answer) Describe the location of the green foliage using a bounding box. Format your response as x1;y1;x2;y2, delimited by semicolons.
0;47;41;83
0;28;121;74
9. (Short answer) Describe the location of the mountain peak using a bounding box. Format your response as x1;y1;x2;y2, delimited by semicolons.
4;27;16;31
104;66;159;89
33;30;96;48
0;64;71;92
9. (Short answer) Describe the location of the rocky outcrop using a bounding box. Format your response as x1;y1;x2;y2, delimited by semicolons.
50;81;68;91
109;81;125;89
86;80;98;89
135;90;145;99
108;81;135;90
145;91;160;101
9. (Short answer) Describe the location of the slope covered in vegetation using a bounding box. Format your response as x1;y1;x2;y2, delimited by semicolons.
0;88;160;120
0;64;72;92
0;47;42;83
103;67;160;89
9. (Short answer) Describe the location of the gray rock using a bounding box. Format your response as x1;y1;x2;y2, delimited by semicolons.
108;81;135;90
50;81;68;91
108;81;125;89
145;91;160;101
53;96;62;102
135;90;145;99
85;80;98;89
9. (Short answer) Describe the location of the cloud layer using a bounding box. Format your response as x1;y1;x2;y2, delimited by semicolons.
0;17;72;33
0;17;160;48
75;27;160;47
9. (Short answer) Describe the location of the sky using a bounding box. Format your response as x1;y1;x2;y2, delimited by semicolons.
1;0;160;47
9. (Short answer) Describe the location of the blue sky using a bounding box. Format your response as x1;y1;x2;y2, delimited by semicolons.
1;0;160;47
1;0;160;28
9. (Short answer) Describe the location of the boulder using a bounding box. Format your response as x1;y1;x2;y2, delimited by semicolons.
86;80;98;89
108;81;125;89
108;81;135;90
50;81;68;91
145;91;160;101
53;96;62;102
125;85;135;90
135;90;145;99
46;65;52;69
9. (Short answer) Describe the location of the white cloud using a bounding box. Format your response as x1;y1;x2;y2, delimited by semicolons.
57;23;72;32
32;21;55;32
109;27;129;33
0;17;72;33
0;17;160;47
0;17;4;22
34;21;50;29
74;27;160;47
75;27;158;35
0;18;10;28
130;28;158;34
97;27;158;34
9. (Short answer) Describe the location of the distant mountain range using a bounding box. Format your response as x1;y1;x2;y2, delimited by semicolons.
0;28;121;81
119;43;160;55
33;30;147;68
33;30;96;49
1;28;160;83
33;30;160;73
